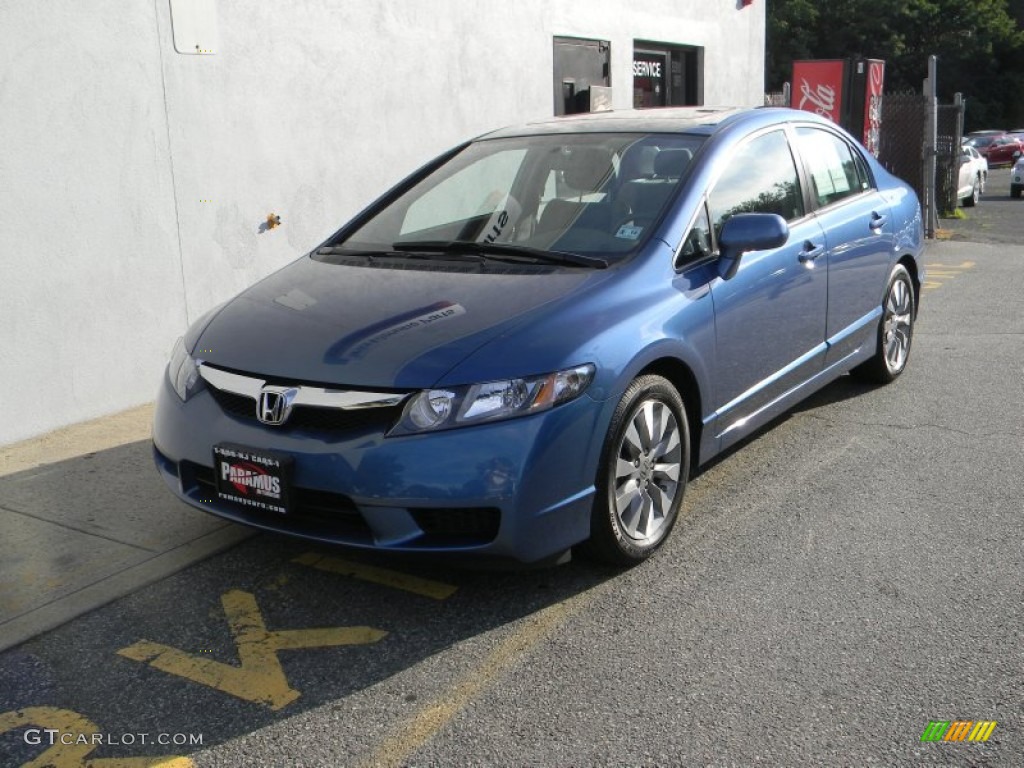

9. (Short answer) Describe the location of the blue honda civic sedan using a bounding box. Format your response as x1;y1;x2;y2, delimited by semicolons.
153;107;924;565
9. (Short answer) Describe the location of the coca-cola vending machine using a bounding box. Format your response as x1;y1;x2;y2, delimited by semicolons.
791;58;885;157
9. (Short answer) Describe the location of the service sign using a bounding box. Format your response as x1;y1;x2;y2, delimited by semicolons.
791;60;846;125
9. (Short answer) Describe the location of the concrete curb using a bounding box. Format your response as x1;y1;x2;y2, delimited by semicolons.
0;402;254;652
0;525;253;653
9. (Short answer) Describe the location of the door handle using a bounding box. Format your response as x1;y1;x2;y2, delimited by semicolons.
798;242;824;264
870;212;888;230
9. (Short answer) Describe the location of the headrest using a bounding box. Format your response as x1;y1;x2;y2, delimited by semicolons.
619;180;676;217
557;147;615;192
619;144;658;181
653;148;693;178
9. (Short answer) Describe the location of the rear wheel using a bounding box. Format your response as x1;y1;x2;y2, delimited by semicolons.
852;263;915;384
583;375;689;565
1012;184;1022;199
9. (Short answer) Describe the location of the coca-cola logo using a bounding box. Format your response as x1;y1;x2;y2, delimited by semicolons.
869;62;884;92
798;78;836;118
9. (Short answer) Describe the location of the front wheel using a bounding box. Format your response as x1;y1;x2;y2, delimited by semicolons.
583;375;690;565
1012;184;1022;199
851;263;915;384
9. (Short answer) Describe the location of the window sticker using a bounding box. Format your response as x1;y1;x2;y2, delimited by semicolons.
615;224;644;240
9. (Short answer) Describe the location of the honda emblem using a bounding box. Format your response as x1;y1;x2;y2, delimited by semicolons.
257;386;297;425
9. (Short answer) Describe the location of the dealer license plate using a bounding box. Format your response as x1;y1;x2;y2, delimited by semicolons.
213;443;293;515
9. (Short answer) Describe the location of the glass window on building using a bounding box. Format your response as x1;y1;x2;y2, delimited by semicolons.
633;41;702;109
553;37;611;116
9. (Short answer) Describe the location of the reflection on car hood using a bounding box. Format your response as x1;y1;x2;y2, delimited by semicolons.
194;257;601;388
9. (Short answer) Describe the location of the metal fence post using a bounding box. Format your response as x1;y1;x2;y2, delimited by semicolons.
923;55;938;238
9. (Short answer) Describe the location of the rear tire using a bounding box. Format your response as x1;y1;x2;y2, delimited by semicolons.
963;178;979;207
851;263;915;385
1012;185;1022;199
582;375;689;566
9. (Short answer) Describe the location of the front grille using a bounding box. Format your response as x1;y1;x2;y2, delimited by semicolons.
207;386;401;434
188;463;373;538
409;507;501;544
208;387;254;419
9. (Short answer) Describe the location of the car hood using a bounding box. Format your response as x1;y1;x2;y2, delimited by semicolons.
194;256;604;389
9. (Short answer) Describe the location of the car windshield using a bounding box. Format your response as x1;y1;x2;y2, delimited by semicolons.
329;132;706;262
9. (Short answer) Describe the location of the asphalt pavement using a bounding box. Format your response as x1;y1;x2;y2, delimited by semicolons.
1;214;1022;766
941;166;1021;244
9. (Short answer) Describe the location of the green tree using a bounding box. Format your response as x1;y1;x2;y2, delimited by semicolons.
767;0;1024;129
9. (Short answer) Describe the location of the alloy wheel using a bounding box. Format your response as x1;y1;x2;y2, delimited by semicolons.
613;399;683;543
883;276;913;374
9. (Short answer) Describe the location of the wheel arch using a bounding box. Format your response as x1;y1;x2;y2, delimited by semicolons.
897;253;921;318
635;357;704;476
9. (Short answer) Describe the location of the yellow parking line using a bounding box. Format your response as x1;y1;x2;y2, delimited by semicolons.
360;580;611;768
118;590;386;710
293;553;458;600
923;260;974;293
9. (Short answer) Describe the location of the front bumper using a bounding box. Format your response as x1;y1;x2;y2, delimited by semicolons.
152;372;609;563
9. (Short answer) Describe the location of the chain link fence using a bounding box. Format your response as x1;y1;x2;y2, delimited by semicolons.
876;92;929;206
936;102;965;213
876;92;964;221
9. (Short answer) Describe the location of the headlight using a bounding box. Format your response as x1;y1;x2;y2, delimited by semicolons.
167;336;202;401
391;364;595;435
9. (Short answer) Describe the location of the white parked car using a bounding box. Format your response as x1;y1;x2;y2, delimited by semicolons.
957;145;988;207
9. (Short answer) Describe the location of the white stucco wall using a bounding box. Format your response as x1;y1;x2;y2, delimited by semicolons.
0;0;764;446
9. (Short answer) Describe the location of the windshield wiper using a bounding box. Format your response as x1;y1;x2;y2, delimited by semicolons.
393;240;608;269
315;245;484;264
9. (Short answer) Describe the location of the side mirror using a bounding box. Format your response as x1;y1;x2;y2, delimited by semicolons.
718;213;790;280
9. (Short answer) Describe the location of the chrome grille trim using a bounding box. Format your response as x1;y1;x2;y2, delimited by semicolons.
199;364;408;410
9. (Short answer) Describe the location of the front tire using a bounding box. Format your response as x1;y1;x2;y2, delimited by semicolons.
852;263;915;384
583;375;689;565
1012;184;1022;199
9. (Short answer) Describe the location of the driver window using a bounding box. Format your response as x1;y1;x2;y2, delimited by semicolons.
708;130;804;239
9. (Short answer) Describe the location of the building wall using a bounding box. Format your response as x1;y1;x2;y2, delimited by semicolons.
0;0;765;446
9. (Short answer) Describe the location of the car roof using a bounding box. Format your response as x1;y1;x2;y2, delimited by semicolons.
480;106;830;140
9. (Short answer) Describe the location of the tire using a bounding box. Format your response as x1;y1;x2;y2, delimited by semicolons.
1012;185;1022;199
851;263;915;385
582;375;690;565
963;178;979;207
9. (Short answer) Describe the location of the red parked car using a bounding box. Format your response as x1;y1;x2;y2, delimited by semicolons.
964;133;1024;166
